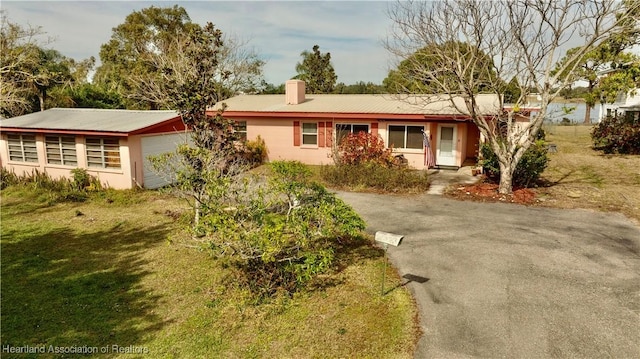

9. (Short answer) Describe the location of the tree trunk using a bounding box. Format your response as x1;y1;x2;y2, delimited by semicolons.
498;161;515;194
584;104;592;125
194;199;200;227
39;91;45;112
584;79;594;125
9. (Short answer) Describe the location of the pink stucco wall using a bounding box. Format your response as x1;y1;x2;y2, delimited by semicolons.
387;122;478;168
0;133;135;189
240;117;475;169
1;119;482;191
245;118;333;165
127;135;144;187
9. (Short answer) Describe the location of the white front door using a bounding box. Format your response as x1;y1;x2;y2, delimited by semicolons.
437;124;457;166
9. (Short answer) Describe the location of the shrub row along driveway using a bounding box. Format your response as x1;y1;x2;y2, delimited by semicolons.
336;191;640;358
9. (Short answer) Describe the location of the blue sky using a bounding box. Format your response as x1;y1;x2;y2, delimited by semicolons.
2;1;394;85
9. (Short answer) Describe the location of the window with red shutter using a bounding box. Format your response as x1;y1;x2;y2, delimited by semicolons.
293;121;301;146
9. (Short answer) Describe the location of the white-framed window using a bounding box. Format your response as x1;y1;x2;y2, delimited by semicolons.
7;133;38;162
86;137;121;169
335;123;370;145
235;121;247;141
301;122;318;146
388;125;424;149
45;135;77;166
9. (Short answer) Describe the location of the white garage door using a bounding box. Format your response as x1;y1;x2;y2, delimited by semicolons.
141;133;186;189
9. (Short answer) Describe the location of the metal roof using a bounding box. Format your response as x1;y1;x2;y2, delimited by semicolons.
214;93;501;116
0;108;180;133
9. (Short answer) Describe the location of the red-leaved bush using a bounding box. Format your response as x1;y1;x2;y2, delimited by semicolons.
335;132;394;167
591;115;640;154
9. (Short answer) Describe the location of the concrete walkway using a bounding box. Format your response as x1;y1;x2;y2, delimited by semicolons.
426;166;480;195
336;191;640;358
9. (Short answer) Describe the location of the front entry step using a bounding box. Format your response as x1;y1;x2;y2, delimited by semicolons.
435;165;459;170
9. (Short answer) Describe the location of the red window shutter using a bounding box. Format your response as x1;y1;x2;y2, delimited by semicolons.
325;121;333;147
293;121;300;146
371;122;379;136
318;122;325;147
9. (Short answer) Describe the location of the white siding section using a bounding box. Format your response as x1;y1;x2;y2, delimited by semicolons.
141;133;185;189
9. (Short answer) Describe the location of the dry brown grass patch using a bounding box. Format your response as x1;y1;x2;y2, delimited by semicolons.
536;125;640;223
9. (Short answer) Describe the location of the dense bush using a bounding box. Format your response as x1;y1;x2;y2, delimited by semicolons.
480;140;549;188
1;168;19;190
203;161;366;299
321;163;429;193
71;168;92;190
0;169;71;191
323;131;428;192
0;169;96;203
334;132;394;167
242;135;268;166
591;115;640;154
0;168;112;204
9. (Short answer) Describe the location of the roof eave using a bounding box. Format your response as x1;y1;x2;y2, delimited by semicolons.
128;116;184;135
0;127;130;137
217;110;475;121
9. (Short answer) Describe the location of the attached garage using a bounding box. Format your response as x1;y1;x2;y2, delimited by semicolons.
140;133;187;189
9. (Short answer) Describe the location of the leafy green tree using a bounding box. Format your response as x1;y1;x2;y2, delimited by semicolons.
1;12;96;116
559;85;591;99
554;0;640;124
333;81;386;94
30;56;123;110
53;83;124;109
0;12;72;116
147;22;247;227
503;77;522;104
1;12;44;117
94;5;196;109
145;25;364;299
294;45;337;94
32;54;101;110
554;44;638;124
597;61;640;105
28;48;74;111
384;42;499;94
95;5;264;110
260;81;285;94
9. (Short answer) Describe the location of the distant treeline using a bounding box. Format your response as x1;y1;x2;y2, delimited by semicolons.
261;81;386;94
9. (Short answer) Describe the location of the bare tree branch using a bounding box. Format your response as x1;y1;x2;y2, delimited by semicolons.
385;0;639;193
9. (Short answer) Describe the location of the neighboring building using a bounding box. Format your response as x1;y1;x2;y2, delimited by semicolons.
504;93;542;140
598;89;640;122
596;65;640;123
0;108;186;189
212;80;501;169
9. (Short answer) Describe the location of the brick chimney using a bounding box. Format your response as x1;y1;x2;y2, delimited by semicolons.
285;80;305;105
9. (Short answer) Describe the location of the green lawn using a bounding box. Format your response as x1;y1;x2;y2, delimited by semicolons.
1;186;418;358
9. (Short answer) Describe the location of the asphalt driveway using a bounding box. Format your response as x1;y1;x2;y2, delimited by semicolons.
336;191;640;358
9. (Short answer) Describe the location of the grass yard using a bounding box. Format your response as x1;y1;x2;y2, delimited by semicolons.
1;186;418;358
537;124;640;223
